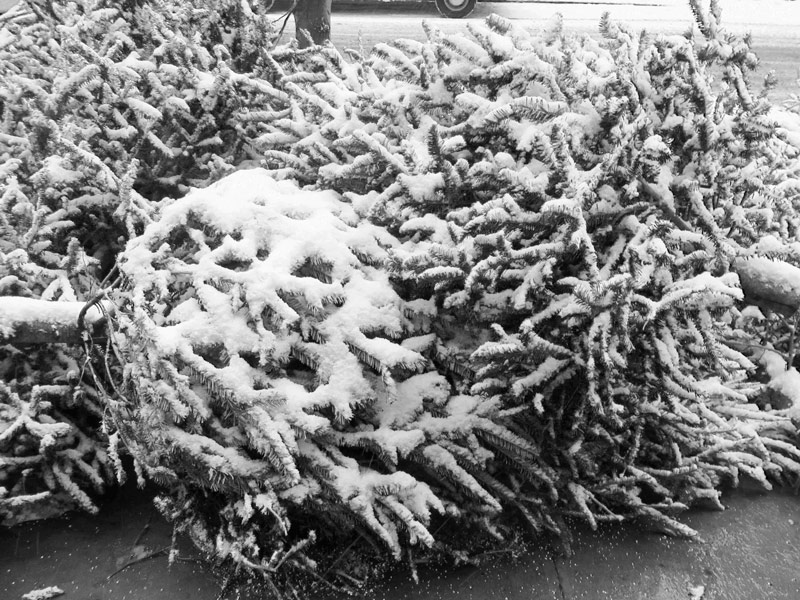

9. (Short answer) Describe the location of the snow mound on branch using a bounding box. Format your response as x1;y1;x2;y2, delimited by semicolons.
114;169;518;569
121;169;427;421
119;167;423;448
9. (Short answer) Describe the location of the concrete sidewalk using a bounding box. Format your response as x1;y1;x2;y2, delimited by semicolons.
1;484;799;600
0;486;220;600
368;487;800;600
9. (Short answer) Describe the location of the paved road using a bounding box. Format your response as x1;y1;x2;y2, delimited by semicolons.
290;0;799;102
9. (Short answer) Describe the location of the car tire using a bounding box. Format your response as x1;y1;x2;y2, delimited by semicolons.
434;0;476;19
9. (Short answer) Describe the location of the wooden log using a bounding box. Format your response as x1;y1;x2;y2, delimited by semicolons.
0;297;111;345
733;257;800;317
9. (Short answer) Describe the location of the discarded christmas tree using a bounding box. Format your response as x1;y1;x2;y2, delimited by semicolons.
254;0;800;566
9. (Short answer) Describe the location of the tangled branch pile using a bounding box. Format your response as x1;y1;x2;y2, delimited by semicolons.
4;0;800;592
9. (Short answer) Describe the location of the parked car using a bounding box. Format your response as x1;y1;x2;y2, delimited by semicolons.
432;0;476;18
322;0;478;19
264;0;478;19
329;0;478;18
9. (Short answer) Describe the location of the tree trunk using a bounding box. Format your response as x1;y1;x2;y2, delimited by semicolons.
0;297;112;345
294;0;331;48
733;257;800;317
0;258;797;346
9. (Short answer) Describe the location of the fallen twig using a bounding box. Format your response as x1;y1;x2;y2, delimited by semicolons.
296;560;344;594
319;535;360;580
130;516;152;550
106;545;170;581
